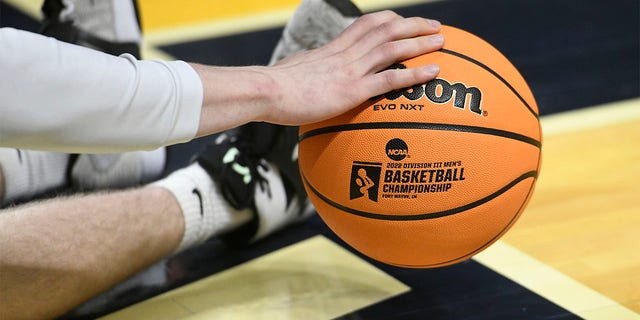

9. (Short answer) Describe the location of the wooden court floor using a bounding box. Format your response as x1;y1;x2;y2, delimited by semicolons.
1;0;638;319
484;99;640;317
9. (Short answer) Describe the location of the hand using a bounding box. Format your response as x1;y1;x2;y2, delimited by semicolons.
262;10;444;125
193;10;444;137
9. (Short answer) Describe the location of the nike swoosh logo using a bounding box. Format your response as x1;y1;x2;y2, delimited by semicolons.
192;189;204;217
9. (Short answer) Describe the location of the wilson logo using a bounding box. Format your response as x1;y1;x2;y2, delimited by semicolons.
372;63;483;115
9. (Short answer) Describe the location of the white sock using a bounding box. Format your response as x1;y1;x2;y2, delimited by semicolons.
0;148;69;204
151;163;252;253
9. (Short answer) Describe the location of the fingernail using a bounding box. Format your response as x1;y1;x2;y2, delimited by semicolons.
429;19;441;29
424;64;440;76
431;34;444;45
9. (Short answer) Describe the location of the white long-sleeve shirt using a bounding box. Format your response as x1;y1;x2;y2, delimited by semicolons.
0;27;203;153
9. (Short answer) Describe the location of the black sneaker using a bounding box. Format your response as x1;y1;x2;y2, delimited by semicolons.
196;123;313;246
197;0;364;245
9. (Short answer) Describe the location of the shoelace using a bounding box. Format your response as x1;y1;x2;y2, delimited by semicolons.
218;136;272;209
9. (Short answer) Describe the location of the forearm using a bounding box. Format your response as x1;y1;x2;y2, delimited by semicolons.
1;11;443;152
0;187;183;320
194;12;445;131
191;64;276;137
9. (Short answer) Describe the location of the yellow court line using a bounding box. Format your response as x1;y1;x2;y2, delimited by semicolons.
540;98;640;137
142;0;442;46
2;0;41;19
357;0;444;13
143;9;293;47
140;42;175;60
474;241;639;320
136;0;301;32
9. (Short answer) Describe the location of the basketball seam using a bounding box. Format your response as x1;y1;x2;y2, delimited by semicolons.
439;48;539;119
302;171;538;221
299;122;542;148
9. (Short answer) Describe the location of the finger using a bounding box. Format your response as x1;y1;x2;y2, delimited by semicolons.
322;10;403;55
345;16;441;60
358;64;440;100
358;33;444;75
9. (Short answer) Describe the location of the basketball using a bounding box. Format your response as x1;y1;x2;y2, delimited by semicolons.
298;25;542;268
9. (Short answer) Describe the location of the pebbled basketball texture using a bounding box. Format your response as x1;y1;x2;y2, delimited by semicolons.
298;25;542;268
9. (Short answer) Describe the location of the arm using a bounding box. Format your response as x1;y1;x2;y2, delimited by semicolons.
1;11;442;153
0;27;201;153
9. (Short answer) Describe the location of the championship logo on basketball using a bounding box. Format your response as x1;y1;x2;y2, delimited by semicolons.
349;161;382;202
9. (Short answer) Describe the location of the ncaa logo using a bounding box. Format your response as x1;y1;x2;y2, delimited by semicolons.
386;138;408;161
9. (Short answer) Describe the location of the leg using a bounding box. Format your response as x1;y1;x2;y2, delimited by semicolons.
0;146;165;206
0;187;183;320
0;162;251;320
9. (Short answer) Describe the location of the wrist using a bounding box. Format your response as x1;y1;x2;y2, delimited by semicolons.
241;65;279;123
191;64;278;136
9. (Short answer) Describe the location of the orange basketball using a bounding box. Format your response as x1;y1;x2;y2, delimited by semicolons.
298;25;542;268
